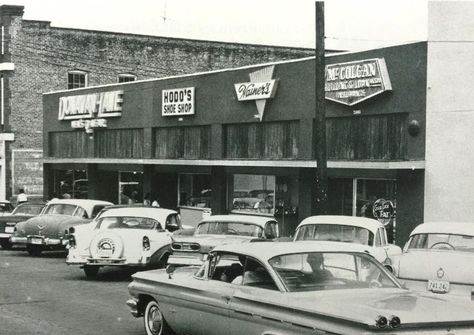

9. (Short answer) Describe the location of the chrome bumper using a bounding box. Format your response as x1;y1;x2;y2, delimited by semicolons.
10;236;27;244
11;235;69;246
126;298;141;317
0;233;12;238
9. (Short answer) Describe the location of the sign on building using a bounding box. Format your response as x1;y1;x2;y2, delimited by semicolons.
162;87;195;116
325;58;392;106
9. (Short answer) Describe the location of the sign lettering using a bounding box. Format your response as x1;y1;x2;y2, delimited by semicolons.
234;80;278;101
162;87;195;116
58;90;123;120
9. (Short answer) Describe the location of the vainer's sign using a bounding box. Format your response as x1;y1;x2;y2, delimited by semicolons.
162;87;195;116
234;80;278;101
325;58;392;106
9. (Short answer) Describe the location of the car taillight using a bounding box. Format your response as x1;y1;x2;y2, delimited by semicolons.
190;244;200;251
171;242;182;250
143;236;150;251
69;235;76;248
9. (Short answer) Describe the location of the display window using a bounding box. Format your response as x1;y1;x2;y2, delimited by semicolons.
53;169;88;199
119;171;143;205
231;174;275;215
178;174;212;208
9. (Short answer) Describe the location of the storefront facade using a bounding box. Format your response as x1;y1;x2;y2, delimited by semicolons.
43;42;427;246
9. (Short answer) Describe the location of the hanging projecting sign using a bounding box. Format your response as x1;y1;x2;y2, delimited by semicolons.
325;58;392;106
162;87;195;116
58;90;123;131
234;65;279;121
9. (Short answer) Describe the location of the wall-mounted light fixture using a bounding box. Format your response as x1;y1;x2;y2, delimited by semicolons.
408;120;421;137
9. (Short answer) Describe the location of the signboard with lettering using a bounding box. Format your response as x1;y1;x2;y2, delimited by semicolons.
58;90;123;120
12;149;43;196
372;198;395;226
234;80;278;101
325;58;392;106
162;87;195;116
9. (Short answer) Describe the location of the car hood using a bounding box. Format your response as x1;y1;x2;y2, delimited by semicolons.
397;250;474;283
16;215;90;237
285;288;474;327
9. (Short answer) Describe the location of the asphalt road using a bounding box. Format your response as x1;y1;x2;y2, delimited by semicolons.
0;248;144;335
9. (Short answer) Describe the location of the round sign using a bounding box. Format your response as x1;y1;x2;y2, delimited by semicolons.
372;198;395;225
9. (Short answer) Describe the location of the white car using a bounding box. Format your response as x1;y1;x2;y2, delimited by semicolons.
294;215;401;271
168;214;279;266
393;221;474;298
66;206;183;279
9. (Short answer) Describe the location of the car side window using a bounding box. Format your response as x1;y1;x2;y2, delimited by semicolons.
264;221;278;239
165;214;180;232
380;228;387;245
209;253;244;283
375;229;382;247
75;206;88;219
241;257;278;291
91;205;106;219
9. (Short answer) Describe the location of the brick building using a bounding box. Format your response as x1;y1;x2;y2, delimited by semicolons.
0;4;315;201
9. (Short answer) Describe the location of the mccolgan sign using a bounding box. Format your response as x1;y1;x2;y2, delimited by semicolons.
325;58;392;106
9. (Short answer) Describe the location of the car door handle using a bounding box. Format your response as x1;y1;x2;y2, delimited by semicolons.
222;295;231;302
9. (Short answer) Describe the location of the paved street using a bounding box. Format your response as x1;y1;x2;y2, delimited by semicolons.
0;248;143;335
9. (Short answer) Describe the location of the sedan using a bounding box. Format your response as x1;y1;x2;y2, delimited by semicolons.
127;241;474;335
393;221;474;298
0;202;45;249
10;198;112;256
67;206;182;279
294;215;401;271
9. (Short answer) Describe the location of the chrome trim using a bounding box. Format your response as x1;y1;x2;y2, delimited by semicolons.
126;298;140;318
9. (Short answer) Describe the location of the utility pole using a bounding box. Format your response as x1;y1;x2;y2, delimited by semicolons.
314;1;328;215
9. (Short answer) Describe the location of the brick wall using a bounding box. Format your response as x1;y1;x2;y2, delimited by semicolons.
0;5;314;199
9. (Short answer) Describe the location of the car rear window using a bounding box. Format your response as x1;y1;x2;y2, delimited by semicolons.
195;221;263;237
96;216;159;230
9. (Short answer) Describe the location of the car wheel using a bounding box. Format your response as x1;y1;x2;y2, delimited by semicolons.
26;245;42;256
144;300;174;335
84;265;100;280
0;239;13;250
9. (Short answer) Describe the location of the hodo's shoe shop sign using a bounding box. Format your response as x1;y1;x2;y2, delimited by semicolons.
58;90;123;132
325;58;392;106
162;87;195;116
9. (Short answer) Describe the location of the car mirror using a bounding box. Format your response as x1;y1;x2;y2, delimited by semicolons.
166;265;176;279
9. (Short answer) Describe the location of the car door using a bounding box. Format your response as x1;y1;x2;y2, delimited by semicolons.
173;252;235;335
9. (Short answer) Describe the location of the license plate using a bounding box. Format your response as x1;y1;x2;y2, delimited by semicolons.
30;237;43;245
428;280;450;293
5;226;14;233
98;249;113;258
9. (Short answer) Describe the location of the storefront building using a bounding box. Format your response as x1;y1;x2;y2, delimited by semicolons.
42;41;428;245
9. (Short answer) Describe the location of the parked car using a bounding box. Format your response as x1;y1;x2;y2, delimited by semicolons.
168;214;279;266
393;221;474;298
0;200;14;216
67;206;182;279
10;199;112;256
0;202;46;249
127;241;474;335
294;215;401;271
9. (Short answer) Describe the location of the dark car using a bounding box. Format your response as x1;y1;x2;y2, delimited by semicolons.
0;202;45;249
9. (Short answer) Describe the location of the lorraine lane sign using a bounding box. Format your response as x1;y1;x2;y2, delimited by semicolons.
325;58;392;106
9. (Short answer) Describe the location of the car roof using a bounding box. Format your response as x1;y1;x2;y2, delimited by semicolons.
296;215;383;232
200;214;276;227
213;241;371;261
0;200;11;204
410;222;474;236
99;206;177;221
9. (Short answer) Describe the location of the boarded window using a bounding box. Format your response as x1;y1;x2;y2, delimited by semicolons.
225;121;299;159
326;114;407;160
153;126;210;159
94;129;144;158
49;132;90;158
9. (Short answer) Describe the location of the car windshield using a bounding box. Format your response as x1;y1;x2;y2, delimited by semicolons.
294;224;374;246
269;252;399;292
195;221;263;237
43;204;78;216
408;233;474;252
96;216;158;230
0;203;12;212
12;204;43;215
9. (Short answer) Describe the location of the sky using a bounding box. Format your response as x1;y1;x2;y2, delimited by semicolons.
0;0;428;51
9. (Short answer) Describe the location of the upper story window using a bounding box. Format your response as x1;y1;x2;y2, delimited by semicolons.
67;70;88;89
118;74;137;83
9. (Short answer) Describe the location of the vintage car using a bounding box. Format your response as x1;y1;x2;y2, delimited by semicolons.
127;241;474;335
67;206;182;279
0;202;45;249
0;200;14;216
168;214;278;266
294;215;401;271
393;221;474;298
10;198;112;256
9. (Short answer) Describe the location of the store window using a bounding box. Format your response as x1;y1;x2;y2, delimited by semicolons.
179;174;212;208
53;169;88;199
231;174;275;215
119;171;143;204
67;70;87;89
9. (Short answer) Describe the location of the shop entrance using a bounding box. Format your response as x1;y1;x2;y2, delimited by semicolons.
118;171;143;204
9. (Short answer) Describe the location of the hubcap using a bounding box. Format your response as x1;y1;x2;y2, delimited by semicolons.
147;305;162;334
